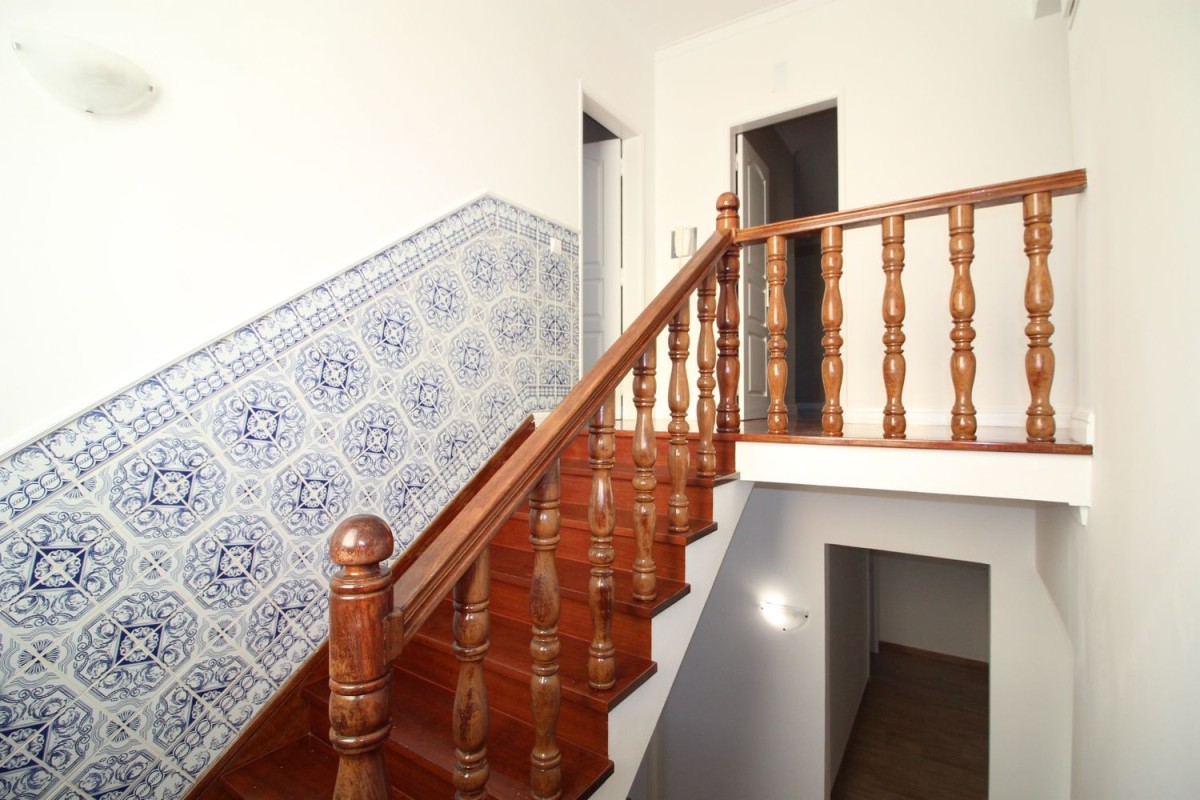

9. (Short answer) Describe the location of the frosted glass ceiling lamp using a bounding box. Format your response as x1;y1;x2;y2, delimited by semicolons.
12;31;155;115
760;600;809;631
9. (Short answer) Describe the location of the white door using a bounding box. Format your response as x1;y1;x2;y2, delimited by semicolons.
581;139;622;378
737;134;770;420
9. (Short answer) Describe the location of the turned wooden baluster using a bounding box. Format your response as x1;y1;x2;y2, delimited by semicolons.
881;216;907;439
766;235;789;434
587;394;616;690
1023;192;1056;443
695;271;718;479
715;193;742;433
632;348;658;601
948;204;978;441
453;551;491;799
329;515;394;800
667;304;691;533
820;226;845;436
528;462;562;800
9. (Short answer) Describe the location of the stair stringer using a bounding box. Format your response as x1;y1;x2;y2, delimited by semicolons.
594;478;754;800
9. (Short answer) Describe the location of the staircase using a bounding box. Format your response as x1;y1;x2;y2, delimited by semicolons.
190;170;1088;800
213;427;727;800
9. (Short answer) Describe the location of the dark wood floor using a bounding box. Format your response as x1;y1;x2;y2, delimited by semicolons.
832;645;989;800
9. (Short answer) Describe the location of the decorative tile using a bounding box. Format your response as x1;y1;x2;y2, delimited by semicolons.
106;438;226;540
0;682;95;796
360;296;423;371
399;363;455;431
182;515;282;610
293;334;371;414
72;590;198;701
500;236;536;293
0;511;128;631
448;329;495;390
341;403;408;478
489;297;537;355
208;326;271;382
211;380;306;469
0;193;577;798
57;745;156;800
416;267;467;332
269;453;352;537
0;445;67;523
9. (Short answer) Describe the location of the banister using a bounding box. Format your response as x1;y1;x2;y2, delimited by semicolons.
386;228;733;653
735;168;1086;245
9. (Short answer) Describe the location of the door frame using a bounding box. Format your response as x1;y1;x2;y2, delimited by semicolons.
580;89;645;418
729;95;843;420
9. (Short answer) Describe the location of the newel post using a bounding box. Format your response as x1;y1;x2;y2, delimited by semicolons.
715;192;742;433
329;515;395;800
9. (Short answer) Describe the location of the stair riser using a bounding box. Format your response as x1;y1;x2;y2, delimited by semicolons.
495;518;687;581
558;471;714;519
560;431;735;471
486;575;652;659
392;649;610;756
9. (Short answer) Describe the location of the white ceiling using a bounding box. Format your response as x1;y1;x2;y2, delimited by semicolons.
605;0;805;49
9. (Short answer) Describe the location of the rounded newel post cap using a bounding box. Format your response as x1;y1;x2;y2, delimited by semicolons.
330;514;394;566
716;192;740;231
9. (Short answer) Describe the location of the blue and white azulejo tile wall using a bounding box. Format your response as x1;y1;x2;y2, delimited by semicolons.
0;195;579;798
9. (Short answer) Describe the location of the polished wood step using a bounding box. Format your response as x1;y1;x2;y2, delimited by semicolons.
305;671;613;800
220;735;413;800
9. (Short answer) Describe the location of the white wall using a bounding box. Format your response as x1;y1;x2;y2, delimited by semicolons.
0;0;656;455
655;0;1080;428
1036;2;1200;797
659;485;1072;799
877;550;990;662
825;544;870;785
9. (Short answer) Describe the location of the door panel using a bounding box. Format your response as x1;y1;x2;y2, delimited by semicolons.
737;134;770;420
581;140;622;376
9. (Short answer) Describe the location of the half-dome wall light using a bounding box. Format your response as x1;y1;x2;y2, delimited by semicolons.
12;31;155;115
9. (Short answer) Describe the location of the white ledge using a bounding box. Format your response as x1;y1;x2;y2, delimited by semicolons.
736;441;1093;509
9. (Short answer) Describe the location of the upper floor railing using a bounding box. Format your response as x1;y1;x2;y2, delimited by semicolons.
325;168;1086;799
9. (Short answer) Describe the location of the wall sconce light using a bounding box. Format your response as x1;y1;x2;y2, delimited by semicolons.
760;600;809;631
12;31;155;115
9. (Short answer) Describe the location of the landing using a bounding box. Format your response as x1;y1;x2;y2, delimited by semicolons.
733;417;1093;511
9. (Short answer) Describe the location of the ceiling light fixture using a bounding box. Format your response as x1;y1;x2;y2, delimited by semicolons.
12;31;155;115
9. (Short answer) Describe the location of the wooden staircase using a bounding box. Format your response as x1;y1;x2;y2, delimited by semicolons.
210;428;724;800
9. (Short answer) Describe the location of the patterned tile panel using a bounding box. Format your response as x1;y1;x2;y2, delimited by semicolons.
0;194;578;798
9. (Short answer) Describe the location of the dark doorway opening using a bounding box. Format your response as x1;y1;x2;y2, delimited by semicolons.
740;107;837;417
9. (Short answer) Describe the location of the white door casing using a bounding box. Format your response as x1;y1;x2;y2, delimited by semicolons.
737;134;770;420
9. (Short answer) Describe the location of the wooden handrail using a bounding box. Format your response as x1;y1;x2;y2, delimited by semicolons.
385;228;733;657
735;169;1086;245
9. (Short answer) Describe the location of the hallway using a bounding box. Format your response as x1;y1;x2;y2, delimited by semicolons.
833;646;989;799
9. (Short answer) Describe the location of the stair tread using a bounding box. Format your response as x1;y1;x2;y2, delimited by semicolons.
308;672;613;800
489;543;690;619
220;734;416;800
412;599;657;713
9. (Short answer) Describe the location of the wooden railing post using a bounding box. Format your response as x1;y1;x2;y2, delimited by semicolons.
766;235;789;434
587;393;616;690
716;193;741;433
696;270;718;479
881;216;907;438
948;204;978;441
667;303;691;533
453;551;491;799
632;347;658;602
328;515;395;800
529;462;562;800
820;226;845;436
1023;191;1056;443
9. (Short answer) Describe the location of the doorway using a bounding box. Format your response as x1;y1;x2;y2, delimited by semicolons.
734;106;838;420
582;112;621;376
827;545;991;798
